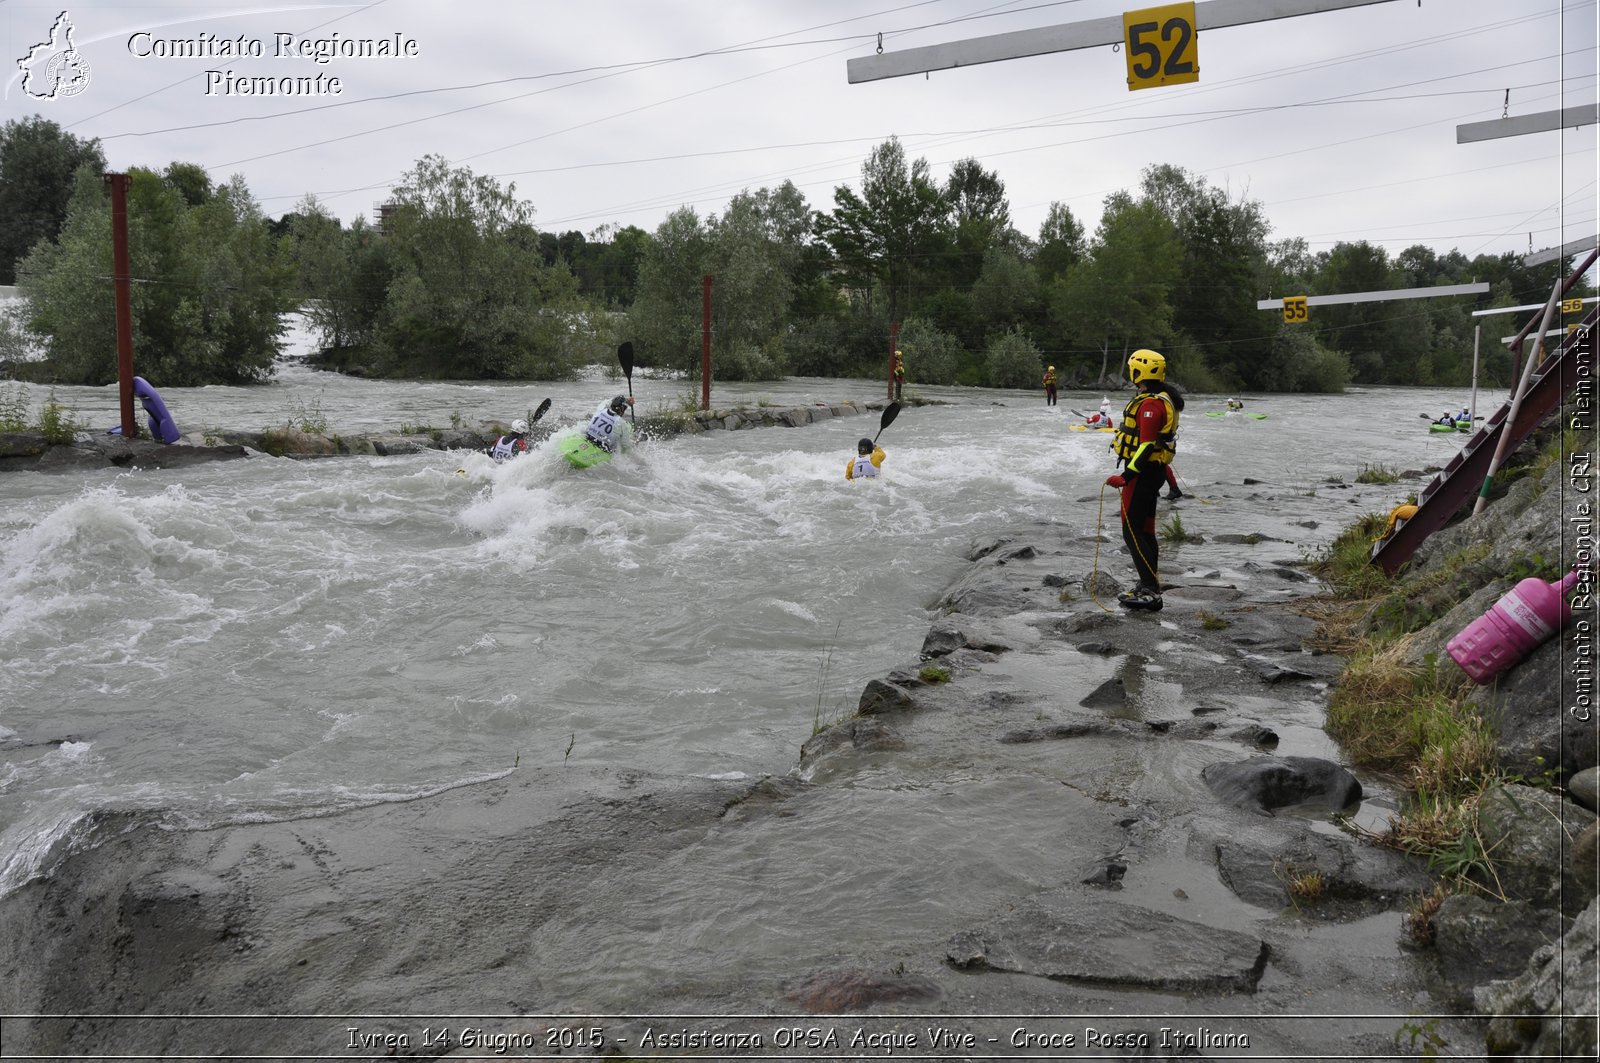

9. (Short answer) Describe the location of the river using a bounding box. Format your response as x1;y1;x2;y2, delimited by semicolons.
0;350;1498;914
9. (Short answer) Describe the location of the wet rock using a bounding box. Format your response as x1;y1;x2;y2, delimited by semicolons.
937;568;1026;615
1076;641;1123;657
1200;756;1361;815
1079;858;1127;887
1221;611;1316;651
918;616;1028;658
798;717;905;772
1196;821;1431;912
967;533;1021;561
1484;638;1593;779
786;968;941;1012
2;433;253;472
1226;724;1278;749
998;721;1118;744
1080;676;1128;709
1473;784;1597;914
856;679;918;716
1431;894;1567;992
1082;571;1121;598
946;891;1268;993
119;870;242;972
1477;896;1599;1059
1252;662;1316;684
1571;767;1600;813
1574;821;1599;900
0;431;50;458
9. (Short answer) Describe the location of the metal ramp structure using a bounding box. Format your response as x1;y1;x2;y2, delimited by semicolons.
1372;305;1595;575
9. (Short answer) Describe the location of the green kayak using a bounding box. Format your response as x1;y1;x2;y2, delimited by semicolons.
558;434;613;468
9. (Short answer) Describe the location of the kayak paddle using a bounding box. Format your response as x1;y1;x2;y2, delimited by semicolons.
618;342;637;425
873;401;901;444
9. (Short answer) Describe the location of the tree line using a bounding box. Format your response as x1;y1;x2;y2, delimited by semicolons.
2;115;1585;392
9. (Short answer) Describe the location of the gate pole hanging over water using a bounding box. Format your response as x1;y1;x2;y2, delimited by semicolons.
701;274;713;412
105;173;137;439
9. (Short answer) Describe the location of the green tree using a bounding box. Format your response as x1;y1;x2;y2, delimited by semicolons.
816;138;948;327
1137;164;1274;389
17;167;291;385
0;116;106;285
1036;201;1086;284
370;155;590;378
286;197;393;355
1314;240;1394;382
984;326;1044;389
969;247;1042;344
629;206;710;374
945;157;1012;288
896;316;965;385
1050;192;1180;383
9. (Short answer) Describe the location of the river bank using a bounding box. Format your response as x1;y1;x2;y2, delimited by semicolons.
0;398;905;473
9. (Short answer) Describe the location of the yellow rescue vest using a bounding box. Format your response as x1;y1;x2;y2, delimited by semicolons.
1112;391;1178;468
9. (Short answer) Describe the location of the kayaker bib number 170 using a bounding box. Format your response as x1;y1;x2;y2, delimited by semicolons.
1123;3;1198;91
1283;296;1309;323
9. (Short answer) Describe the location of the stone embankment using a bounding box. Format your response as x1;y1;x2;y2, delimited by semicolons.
0;399;902;473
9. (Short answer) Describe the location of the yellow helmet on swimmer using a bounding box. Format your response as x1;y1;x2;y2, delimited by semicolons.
1127;348;1166;385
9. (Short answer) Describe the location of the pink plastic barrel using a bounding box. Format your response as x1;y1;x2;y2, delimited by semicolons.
1447;571;1578;684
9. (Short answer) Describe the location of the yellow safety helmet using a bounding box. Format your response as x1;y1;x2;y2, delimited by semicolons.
1047;365;1055;371
1128;348;1166;384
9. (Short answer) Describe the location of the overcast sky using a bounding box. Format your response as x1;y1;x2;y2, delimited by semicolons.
4;0;1596;269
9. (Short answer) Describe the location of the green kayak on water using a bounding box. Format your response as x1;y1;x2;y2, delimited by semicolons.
558;434;613;468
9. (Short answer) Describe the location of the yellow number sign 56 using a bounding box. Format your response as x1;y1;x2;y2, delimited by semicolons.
1123;3;1199;91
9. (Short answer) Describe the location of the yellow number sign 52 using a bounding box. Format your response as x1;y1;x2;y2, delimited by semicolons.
1123;3;1199;91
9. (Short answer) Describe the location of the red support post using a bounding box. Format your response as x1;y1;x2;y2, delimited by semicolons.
888;321;899;401
701;274;713;412
105;173;137;439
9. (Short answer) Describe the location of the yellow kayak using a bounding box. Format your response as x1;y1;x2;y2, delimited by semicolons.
1069;424;1113;433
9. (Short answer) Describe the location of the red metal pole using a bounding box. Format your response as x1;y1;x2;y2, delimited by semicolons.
701;274;713;412
888;320;899;401
105;173;137;439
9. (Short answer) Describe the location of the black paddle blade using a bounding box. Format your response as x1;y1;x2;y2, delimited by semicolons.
618;342;634;382
532;398;552;423
872;401;901;443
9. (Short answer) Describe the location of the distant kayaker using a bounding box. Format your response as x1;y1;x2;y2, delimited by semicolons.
1105;348;1183;611
585;395;634;453
488;419;531;462
1226;397;1244;411
846;437;885;481
1042;365;1058;406
1435;412;1456;425
1084;397;1114;428
1458;407;1470;422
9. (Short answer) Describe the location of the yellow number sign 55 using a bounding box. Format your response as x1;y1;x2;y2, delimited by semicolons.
1283;296;1309;323
1123;3;1199;91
